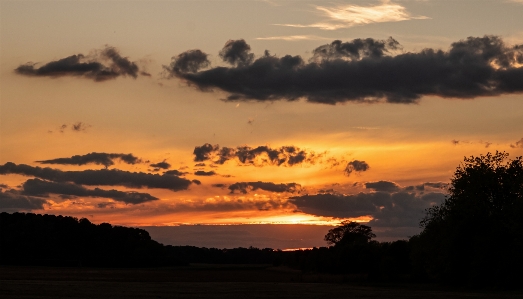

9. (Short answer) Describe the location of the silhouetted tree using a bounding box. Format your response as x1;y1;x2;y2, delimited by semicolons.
413;152;523;286
324;221;376;246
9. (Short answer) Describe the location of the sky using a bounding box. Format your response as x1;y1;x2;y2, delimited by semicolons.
1;0;522;249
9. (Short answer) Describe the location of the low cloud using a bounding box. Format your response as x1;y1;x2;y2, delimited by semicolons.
290;191;445;227
228;181;302;194
0;189;47;212
21;178;158;204
194;170;217;176
365;181;400;192
167;36;523;104
150;161;171;170
193;143;323;167
15;46;145;81
275;1;427;30
510;138;523;148
0;162;192;192
164;170;187;176
37;152;141;168
344;160;370;176
165;197;293;213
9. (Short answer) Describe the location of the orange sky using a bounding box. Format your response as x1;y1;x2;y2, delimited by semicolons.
1;0;523;247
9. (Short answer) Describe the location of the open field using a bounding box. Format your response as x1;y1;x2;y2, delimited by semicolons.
1;265;522;299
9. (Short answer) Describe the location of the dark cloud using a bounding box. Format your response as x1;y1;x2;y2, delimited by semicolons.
164;170;187;176
219;39;255;66
365;181;401;192
71;122;90;132
36;152;141;168
423;182;448;189
194;170;217;176
311;37;401;62
0;162;192;192
194;163;206;167
344;160;370;176
0;189;47;211
290;191;445;227
165;198;292;213
510;138;523;148
167;36;523;104
191;179;202;185
165;49;210;74
228;181;302;194
15;47;143;81
150;161;171;170
404;184;425;192
193;143;219;162
193;143;322;167
212;183;228;189
21;178;158;204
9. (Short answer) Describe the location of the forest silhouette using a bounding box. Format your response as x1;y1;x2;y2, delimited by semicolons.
1;152;522;288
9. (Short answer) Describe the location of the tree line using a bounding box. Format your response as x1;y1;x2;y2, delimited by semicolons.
1;152;522;287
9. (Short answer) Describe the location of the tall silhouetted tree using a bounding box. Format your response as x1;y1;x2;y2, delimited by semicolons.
412;152;523;286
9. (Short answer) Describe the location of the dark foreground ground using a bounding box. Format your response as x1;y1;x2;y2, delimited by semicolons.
1;265;522;299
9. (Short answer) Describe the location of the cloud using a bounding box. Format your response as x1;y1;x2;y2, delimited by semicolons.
193;143;323;167
150;161;171;170
0;189;47;211
212;183;228;189
219;39;254;66
36;152;141;168
510;138;523;148
21;178;158;204
423;182;447;189
165;49;210;74
167;36;523;104
0;162;193;192
164;170;187;176
194;170;217;176
165;197;293;213
290;191;445;227
365;181;401;192
344;160;370;176
274;1;428;30
15;46;143;81
71;122;91;132
228;181;302;194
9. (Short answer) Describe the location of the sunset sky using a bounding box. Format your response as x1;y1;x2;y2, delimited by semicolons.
1;0;522;248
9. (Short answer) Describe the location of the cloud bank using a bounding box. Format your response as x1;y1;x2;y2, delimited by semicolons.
167;36;523;104
37;152;141;168
0;189;47;211
228;181;302;194
193;143;324;167
21;178;158;204
290;190;445;227
0;162;192;192
15;47;146;81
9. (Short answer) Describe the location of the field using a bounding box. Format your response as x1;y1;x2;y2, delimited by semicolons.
1;265;522;299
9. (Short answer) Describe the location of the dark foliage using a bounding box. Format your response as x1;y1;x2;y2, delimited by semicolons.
411;152;523;287
0;212;185;267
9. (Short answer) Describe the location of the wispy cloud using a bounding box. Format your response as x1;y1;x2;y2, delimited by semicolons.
256;35;331;41
275;1;428;30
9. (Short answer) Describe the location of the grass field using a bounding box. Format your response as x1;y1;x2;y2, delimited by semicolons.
1;265;522;298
